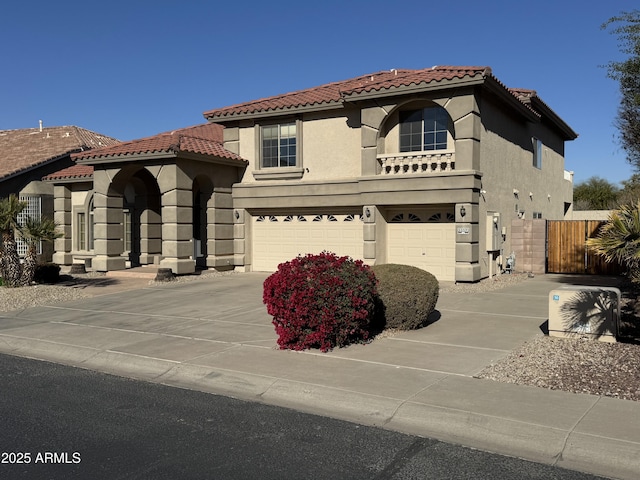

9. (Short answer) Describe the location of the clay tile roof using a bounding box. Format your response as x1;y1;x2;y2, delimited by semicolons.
0;126;119;180
204;66;492;119
341;66;492;96
73;123;244;163
43;164;95;181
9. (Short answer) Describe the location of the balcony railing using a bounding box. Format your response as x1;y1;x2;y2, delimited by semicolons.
378;151;455;175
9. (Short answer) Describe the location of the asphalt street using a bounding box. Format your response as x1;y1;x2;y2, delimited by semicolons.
0;354;607;480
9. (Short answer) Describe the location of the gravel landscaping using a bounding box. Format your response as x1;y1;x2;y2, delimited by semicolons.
0;269;638;402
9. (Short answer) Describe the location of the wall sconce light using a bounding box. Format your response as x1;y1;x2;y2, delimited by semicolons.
234;210;240;220
529;192;533;199
547;194;551;200
493;216;499;224
460;205;466;218
365;207;371;218
480;189;487;195
513;188;519;196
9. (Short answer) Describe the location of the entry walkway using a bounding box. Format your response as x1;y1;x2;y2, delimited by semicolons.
0;272;637;479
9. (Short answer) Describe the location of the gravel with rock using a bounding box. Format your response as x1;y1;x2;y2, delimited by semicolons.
1;269;638;402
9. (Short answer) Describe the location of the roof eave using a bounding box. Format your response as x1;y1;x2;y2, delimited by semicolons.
76;150;177;165
341;75;487;102
177;150;249;167
529;97;578;141
204;101;344;123
483;77;541;122
44;175;93;185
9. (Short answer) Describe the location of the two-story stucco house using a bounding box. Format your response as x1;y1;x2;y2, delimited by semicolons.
46;66;577;282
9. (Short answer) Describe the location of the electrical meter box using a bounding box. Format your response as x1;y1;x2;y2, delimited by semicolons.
548;286;619;343
486;212;502;251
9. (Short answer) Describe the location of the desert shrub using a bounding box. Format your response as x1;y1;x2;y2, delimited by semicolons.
33;263;61;284
263;252;377;352
371;264;439;330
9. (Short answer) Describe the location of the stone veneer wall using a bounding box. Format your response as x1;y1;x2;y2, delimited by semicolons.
510;219;546;274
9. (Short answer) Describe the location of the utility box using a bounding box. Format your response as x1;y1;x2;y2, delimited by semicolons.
486;212;502;251
548;286;620;343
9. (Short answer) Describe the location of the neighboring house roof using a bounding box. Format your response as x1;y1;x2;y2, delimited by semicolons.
0;125;119;182
203;66;577;140
71;123;245;163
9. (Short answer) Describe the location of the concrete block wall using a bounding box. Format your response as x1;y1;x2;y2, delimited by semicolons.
511;219;546;274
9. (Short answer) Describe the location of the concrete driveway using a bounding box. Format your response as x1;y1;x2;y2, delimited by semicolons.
0;272;638;479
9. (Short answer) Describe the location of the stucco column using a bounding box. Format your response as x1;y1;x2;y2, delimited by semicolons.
92;190;126;272
139;206;162;265
455;202;481;282
362;205;377;266
155;164;195;275
159;188;194;275
233;208;246;272
52;185;72;265
207;187;234;271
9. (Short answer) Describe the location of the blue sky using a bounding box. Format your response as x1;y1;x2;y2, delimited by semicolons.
1;0;637;185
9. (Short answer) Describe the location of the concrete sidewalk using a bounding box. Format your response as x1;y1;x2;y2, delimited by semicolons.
0;272;637;479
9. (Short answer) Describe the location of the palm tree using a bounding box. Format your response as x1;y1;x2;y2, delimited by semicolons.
0;195;27;287
586;200;640;281
19;216;62;286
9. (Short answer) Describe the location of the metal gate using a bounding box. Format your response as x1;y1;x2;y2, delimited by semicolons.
547;220;623;274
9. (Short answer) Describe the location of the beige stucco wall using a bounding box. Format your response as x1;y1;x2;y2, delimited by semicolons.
476;98;572;277
237;110;361;183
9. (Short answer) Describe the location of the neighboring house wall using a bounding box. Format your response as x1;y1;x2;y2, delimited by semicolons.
570;210;612;220
0;157;75;199
19;181;55;263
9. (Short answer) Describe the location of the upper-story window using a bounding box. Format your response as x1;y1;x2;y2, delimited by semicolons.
262;123;297;168
400;106;449;152
533;137;542;169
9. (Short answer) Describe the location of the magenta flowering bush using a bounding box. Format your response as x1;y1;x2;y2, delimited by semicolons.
263;252;377;352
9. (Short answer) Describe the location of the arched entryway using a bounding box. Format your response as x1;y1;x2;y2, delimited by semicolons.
192;175;213;269
92;165;162;271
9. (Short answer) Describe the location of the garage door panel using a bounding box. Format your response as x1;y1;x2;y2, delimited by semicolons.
253;215;363;271
387;222;455;282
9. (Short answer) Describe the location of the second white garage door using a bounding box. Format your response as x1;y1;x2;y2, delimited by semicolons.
252;214;364;272
387;209;456;281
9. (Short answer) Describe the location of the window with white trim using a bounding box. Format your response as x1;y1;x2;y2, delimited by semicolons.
17;196;41;257
400;106;450;152
262;122;297;168
123;209;132;252
77;212;86;250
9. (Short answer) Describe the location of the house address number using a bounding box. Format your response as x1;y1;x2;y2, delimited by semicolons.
457;227;470;234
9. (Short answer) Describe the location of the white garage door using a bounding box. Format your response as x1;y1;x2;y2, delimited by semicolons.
387;209;456;281
252;213;364;271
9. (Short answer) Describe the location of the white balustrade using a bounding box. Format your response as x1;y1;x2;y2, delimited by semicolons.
378;151;455;175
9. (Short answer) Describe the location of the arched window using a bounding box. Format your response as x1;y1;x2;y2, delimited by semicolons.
399;106;450;152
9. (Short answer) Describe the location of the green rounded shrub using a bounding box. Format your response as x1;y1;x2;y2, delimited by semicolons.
371;264;439;330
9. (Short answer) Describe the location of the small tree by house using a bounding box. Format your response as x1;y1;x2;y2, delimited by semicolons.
0;194;62;287
19;216;62;286
0;195;27;287
587;200;640;281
